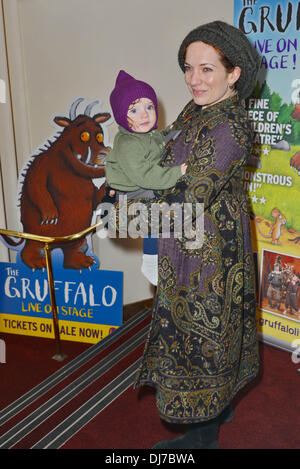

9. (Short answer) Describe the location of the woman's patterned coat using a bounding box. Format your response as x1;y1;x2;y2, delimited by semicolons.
133;94;260;423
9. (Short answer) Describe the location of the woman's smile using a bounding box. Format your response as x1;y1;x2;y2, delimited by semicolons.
192;88;208;97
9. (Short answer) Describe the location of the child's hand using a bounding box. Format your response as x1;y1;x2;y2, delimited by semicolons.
102;185;116;203
181;163;187;175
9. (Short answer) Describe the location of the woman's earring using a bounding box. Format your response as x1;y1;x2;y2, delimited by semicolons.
228;84;234;90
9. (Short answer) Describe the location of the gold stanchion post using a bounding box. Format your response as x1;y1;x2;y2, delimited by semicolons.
44;243;67;361
0;220;103;360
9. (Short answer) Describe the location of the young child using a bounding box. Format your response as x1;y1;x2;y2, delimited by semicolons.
106;70;186;285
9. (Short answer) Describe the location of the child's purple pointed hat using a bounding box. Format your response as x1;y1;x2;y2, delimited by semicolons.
109;70;158;132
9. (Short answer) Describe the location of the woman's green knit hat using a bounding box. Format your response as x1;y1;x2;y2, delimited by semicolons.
178;20;261;99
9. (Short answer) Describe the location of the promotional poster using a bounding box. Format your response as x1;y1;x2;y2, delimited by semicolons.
234;0;300;350
0;98;123;344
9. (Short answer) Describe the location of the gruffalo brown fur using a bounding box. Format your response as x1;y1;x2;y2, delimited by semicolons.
19;98;110;270
290;151;300;174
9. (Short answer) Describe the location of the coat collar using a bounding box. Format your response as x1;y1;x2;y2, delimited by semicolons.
180;94;241;124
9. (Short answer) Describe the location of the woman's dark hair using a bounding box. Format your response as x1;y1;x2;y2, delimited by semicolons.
208;43;235;73
183;41;235;74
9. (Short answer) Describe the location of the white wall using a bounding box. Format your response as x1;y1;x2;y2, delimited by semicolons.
1;0;233;304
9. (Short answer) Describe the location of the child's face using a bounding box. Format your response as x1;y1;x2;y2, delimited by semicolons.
127;98;156;133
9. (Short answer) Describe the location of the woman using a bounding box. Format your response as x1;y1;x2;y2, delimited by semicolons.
115;21;261;449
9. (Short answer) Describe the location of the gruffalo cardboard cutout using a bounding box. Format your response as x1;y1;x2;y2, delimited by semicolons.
0;98;123;343
4;97;111;270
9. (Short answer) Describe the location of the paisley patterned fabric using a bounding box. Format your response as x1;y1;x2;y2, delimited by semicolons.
133;95;260;423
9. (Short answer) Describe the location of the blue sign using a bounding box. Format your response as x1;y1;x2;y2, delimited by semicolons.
0;260;123;327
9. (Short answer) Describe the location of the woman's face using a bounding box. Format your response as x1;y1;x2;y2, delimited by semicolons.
184;41;241;107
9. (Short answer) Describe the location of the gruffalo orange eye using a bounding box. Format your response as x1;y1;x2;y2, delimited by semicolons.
80;131;90;142
96;132;104;143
